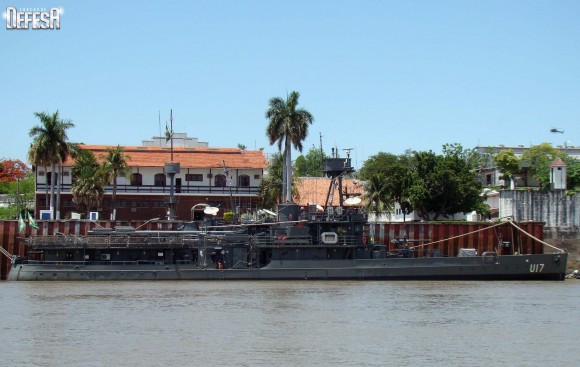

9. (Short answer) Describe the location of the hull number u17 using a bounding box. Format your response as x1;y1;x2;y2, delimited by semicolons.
529;264;544;273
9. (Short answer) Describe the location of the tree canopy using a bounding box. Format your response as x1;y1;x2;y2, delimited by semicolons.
521;143;580;190
295;146;326;177
71;150;104;215
360;144;484;220
494;149;520;187
0;159;29;183
258;153;283;209
0;160;34;219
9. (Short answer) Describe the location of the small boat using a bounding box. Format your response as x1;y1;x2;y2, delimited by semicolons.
6;158;568;281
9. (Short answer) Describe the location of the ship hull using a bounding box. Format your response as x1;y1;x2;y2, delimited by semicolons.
7;253;567;281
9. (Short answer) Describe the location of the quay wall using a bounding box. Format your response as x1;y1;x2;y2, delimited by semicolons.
500;190;579;228
369;221;544;258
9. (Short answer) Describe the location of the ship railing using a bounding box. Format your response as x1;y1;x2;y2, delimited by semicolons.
28;235;86;248
251;234;362;247
27;234;200;249
21;260;196;266
335;235;361;246
251;235;312;247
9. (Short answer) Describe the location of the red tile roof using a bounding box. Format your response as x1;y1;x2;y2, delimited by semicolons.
64;145;268;169
295;177;363;206
550;157;567;167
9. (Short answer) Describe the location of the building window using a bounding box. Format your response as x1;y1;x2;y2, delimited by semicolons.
186;174;203;182
154;173;166;187
214;174;227;187
46;172;59;184
238;175;250;187
486;174;492;186
131;173;143;186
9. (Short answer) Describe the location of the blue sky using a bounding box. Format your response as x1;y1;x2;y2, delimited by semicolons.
2;0;579;168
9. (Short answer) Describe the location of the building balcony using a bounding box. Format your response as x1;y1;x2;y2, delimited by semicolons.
35;183;261;196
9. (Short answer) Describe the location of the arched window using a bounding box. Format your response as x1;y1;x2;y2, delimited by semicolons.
130;173;142;186
238;174;250;187
214;174;227;187
154;173;166;187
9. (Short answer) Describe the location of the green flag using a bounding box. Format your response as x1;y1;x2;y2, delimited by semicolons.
18;213;26;233
165;122;172;142
27;212;39;230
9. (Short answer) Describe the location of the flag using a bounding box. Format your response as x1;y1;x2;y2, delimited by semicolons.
27;212;39;230
165;109;174;142
18;213;26;233
165;122;172;142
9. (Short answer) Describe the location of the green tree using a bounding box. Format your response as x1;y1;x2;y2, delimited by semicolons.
408;147;483;220
521;143;563;189
258;153;301;209
258;153;284;209
562;156;580;190
359;152;413;219
28;111;74;219
265;91;314;203
295;146;327;177
100;145;132;219
494;149;520;188
71;150;104;216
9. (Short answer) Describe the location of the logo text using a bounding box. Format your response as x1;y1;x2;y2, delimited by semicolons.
5;7;61;30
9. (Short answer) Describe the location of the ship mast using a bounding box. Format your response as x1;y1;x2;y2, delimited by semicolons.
165;109;179;221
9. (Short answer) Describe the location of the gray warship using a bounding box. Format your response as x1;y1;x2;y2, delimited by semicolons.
7;158;568;281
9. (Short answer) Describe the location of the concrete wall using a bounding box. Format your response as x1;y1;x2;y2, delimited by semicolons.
499;190;578;228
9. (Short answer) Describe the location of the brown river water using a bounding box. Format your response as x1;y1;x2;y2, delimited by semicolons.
1;280;578;367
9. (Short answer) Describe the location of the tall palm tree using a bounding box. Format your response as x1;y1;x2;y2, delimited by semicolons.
266;91;314;203
28;111;74;219
100;145;132;220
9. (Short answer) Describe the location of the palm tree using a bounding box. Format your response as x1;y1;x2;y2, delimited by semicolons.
362;174;393;222
100;145;132;220
72;176;105;218
266;91;314;203
28;111;74;219
71;150;104;217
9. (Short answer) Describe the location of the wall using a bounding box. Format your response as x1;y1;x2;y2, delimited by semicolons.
499;190;579;228
369;221;544;258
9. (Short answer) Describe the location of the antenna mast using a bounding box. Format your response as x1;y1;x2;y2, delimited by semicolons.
319;132;323;176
